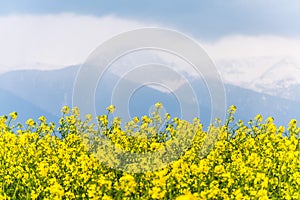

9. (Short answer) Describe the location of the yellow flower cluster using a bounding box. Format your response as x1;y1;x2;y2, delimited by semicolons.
0;105;299;199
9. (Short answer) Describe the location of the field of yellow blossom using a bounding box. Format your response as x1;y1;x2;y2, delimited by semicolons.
0;104;300;199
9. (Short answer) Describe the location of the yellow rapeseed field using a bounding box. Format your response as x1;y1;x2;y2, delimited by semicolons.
0;104;299;199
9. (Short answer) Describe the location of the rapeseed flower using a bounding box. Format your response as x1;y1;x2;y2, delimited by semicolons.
0;104;299;199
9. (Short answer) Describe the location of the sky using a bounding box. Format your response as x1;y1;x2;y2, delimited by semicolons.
0;0;300;73
1;0;300;38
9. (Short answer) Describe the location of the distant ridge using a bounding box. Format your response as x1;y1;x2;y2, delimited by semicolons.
0;64;300;128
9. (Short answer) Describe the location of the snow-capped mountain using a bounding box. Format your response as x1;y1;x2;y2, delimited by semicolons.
216;56;300;101
1;52;300;128
0;64;300;128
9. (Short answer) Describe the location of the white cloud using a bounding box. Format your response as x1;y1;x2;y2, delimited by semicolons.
202;35;300;61
1;13;300;76
0;13;150;73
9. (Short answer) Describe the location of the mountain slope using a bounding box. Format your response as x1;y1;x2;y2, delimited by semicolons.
0;66;78;117
0;88;59;123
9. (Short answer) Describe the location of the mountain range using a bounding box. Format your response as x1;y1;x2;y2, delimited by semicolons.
0;58;299;129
